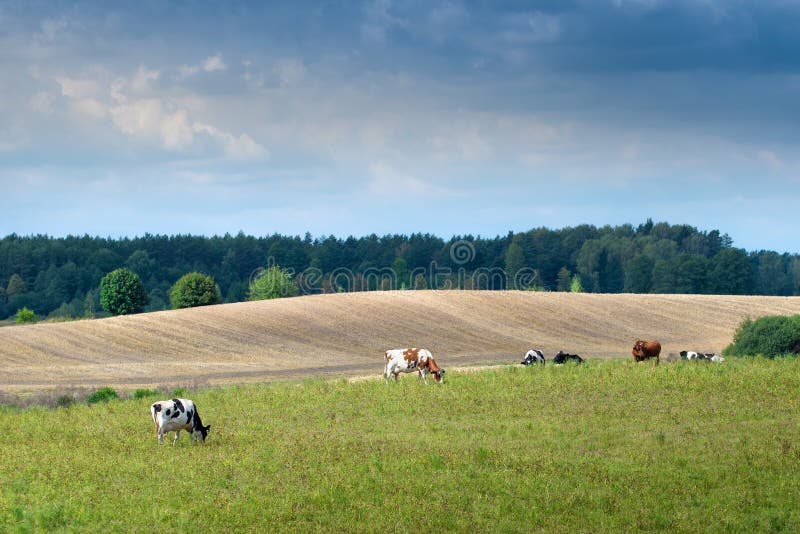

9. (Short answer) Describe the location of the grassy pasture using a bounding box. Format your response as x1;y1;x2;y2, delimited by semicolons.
2;358;800;532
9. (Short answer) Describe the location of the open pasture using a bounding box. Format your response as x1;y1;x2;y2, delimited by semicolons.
2;291;800;395
2;358;800;532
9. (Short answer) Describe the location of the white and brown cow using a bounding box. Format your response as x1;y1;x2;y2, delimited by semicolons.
150;398;210;445
384;348;445;384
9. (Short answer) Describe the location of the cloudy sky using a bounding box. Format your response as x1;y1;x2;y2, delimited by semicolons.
2;1;799;252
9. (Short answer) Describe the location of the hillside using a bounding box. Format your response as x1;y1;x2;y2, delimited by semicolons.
2;291;800;394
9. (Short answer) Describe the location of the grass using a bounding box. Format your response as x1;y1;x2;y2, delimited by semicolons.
2;358;800;532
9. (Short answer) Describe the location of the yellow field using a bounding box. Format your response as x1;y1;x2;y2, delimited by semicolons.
2;291;800;394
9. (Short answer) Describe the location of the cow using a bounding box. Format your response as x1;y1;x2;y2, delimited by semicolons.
552;351;584;364
632;340;661;366
384;348;445;384
680;351;725;363
150;398;210;446
521;349;546;365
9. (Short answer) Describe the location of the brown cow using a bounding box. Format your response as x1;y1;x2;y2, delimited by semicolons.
632;340;661;366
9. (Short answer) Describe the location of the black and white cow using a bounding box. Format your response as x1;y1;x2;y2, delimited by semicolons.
521;349;546;365
680;351;725;363
552;351;584;364
150;398;210;445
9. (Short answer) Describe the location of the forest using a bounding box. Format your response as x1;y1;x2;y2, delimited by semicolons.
1;220;798;321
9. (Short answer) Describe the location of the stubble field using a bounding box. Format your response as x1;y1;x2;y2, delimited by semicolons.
2;291;800;396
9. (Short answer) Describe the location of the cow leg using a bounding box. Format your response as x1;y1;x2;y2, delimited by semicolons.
172;430;180;446
157;430;164;445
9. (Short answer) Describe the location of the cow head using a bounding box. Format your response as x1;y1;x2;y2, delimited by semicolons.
194;424;211;442
426;358;445;383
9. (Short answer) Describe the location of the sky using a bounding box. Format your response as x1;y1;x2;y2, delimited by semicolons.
1;0;799;252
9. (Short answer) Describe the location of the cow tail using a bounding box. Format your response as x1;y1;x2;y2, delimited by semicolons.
150;404;161;435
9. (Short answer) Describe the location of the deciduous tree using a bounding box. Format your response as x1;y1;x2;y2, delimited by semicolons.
169;272;221;309
100;268;148;315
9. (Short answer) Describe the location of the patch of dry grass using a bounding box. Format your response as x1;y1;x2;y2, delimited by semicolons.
1;291;799;394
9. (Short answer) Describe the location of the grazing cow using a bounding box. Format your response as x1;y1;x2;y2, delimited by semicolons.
384;348;445;384
150;398;210;446
680;351;725;363
632;340;661;366
521;349;546;365
552;351;584;364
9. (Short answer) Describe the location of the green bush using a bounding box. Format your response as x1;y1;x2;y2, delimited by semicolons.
86;387;118;405
100;268;148;316
724;315;800;357
248;265;299;300
56;394;75;408
132;388;161;400
15;307;36;324
169;272;221;309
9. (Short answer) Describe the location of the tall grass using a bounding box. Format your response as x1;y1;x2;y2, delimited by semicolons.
1;358;799;532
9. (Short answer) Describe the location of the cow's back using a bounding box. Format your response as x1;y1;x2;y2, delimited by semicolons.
645;341;662;356
151;398;195;432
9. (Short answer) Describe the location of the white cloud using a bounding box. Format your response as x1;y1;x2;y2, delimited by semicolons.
500;12;561;46
161;110;194;150
757;149;783;172
131;65;160;93
361;0;404;43
29;91;55;114
274;58;307;87
203;54;226;72
39;17;68;42
224;133;268;160
47;63;267;159
56;77;101;99
525;12;561;43
179;54;227;78
368;162;433;195
109;98;164;137
72;98;107;119
193;121;268;160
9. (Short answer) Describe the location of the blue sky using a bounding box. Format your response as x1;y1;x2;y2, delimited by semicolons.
2;1;799;252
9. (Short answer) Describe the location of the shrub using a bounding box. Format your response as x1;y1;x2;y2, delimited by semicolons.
248;265;299;300
570;275;584;293
132;388;161;400
56;394;75;408
86;387;118;405
724;315;800;357
169;272;221;309
100;268;148;316
15;307;36;324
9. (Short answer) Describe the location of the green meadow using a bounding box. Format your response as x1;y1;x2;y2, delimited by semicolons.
2;358;800;532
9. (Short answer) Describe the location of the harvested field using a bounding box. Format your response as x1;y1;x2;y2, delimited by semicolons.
1;291;799;394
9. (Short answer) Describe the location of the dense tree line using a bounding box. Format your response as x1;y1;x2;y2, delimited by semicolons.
1;221;799;320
